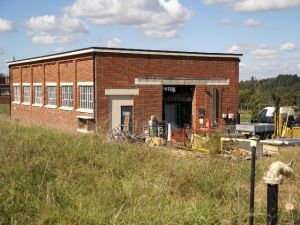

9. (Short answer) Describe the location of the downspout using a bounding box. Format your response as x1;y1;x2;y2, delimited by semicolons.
93;52;97;125
9;67;11;119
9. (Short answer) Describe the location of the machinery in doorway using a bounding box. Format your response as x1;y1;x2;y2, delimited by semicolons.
163;85;194;129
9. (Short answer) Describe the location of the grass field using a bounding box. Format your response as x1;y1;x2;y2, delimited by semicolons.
0;116;299;224
0;104;9;115
240;110;252;123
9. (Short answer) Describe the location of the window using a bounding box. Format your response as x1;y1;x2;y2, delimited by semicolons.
34;86;42;104
79;86;94;110
13;86;20;102
0;87;10;96
23;86;31;103
61;86;73;107
47;86;56;106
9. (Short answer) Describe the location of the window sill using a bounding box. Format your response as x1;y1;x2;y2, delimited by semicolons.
59;106;73;111
22;102;31;106
12;101;20;104
45;105;57;109
32;103;43;107
76;108;94;113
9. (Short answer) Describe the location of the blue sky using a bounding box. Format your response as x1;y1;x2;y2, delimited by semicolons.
0;0;300;81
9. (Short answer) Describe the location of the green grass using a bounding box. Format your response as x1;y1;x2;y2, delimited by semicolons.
0;104;9;115
240;110;252;123
0;116;299;224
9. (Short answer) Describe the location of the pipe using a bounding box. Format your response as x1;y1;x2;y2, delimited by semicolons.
267;184;278;225
249;139;258;225
263;161;294;225
167;123;171;142
93;52;96;124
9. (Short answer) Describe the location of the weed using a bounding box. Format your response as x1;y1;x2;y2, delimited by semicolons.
0;115;299;224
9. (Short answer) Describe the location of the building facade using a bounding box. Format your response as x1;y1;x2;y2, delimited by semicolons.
0;76;10;104
8;47;242;133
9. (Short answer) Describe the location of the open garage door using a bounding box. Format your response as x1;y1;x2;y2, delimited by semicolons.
163;85;194;129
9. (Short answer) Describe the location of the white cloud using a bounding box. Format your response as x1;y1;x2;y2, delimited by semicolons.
0;18;13;32
144;29;178;39
239;62;249;69
251;46;278;59
29;32;75;44
26;15;56;32
221;18;232;25
64;0;192;39
233;0;300;12
53;47;65;53
26;15;88;33
297;64;300;69
106;38;122;48
227;43;278;59
203;0;234;4
280;42;296;51
202;0;300;12
26;15;88;44
227;44;243;53
244;19;260;26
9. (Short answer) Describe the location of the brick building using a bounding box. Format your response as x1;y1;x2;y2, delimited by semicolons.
7;47;242;133
0;75;10;104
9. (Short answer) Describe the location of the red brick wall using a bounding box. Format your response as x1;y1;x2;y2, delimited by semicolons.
0;96;10;104
32;65;43;83
10;52;239;132
11;104;90;131
45;63;58;82
77;58;93;82
21;66;31;83
10;55;94;131
95;53;239;132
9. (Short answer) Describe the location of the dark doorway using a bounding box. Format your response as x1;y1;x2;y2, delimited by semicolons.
121;106;133;133
163;85;194;128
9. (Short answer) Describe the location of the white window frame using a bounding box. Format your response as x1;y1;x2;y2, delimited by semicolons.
60;85;73;110
22;84;31;105
46;86;57;108
13;84;20;103
77;85;94;113
33;84;43;106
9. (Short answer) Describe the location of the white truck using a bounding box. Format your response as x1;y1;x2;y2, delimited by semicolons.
235;107;296;139
257;107;295;124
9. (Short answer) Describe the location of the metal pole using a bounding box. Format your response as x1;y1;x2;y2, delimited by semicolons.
249;144;256;225
267;184;278;225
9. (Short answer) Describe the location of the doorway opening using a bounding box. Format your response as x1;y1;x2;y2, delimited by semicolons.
163;85;194;129
121;105;133;133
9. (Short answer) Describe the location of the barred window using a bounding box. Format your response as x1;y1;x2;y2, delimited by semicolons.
23;86;31;103
61;86;73;107
14;86;20;102
0;87;10;96
79;86;94;110
34;86;43;104
48;86;56;106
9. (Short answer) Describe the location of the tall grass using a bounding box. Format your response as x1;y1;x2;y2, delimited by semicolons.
0;104;9;115
0;116;299;224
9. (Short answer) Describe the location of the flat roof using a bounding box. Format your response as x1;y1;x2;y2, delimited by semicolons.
7;47;242;66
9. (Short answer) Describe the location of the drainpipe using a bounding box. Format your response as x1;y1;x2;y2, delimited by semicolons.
93;52;96;125
9;67;12;119
263;161;294;225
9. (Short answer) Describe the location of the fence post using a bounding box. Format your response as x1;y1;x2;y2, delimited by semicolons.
249;139;258;225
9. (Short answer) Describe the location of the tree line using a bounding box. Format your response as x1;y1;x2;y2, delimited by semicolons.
240;74;300;107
